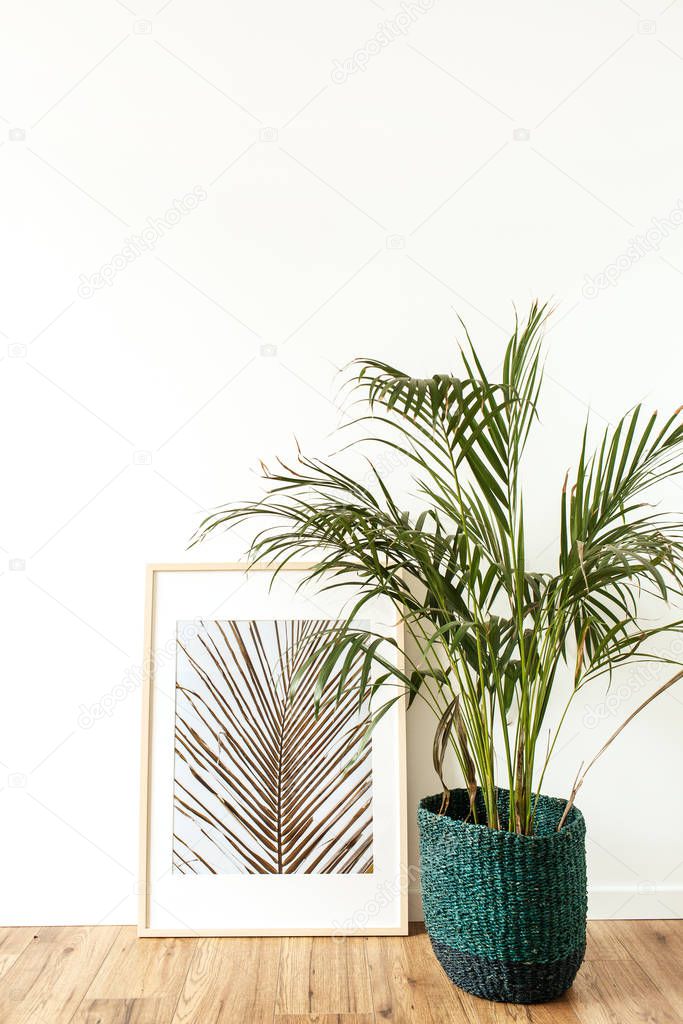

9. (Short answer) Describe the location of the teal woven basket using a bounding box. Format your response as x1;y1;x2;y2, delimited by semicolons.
418;787;587;1004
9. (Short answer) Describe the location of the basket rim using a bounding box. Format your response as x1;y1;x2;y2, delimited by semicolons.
418;787;584;842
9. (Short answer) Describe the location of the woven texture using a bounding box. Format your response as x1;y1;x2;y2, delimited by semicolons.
418;787;587;1004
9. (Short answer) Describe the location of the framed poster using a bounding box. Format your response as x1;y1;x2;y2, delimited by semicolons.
139;563;408;936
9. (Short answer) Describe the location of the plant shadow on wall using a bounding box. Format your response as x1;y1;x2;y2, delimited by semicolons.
192;302;683;1003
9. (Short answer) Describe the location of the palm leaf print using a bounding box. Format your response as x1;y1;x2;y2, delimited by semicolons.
172;619;373;875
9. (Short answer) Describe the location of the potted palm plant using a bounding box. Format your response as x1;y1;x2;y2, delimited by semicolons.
194;303;683;1003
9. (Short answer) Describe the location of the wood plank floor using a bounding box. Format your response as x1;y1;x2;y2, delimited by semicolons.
0;921;680;1023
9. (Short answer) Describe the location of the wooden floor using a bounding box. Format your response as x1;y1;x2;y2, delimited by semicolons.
0;921;680;1023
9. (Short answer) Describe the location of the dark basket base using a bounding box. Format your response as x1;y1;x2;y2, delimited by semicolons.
430;937;586;1004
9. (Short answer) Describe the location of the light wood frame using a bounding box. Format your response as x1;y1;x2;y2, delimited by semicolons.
139;562;408;937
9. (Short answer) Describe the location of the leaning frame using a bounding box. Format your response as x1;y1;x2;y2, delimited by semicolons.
138;562;408;937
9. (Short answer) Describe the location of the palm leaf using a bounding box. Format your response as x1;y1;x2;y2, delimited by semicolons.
192;301;683;836
173;618;373;874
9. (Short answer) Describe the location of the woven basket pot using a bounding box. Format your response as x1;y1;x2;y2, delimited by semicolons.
418;787;587;1004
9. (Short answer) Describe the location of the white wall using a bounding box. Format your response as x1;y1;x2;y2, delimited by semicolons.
2;1;683;926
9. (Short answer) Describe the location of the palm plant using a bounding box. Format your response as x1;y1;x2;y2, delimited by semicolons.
194;302;683;835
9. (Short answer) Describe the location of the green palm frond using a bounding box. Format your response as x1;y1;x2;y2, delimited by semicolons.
194;303;683;835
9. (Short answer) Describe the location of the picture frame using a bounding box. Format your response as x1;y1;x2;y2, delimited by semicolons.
139;562;408;937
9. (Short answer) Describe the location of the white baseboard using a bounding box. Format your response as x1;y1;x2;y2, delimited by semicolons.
587;885;683;919
408;885;683;922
